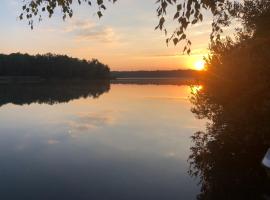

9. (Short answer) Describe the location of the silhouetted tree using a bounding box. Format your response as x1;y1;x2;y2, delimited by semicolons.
0;53;110;79
189;1;270;199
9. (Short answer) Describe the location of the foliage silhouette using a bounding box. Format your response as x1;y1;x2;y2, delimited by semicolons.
0;53;110;80
189;1;270;199
19;0;257;53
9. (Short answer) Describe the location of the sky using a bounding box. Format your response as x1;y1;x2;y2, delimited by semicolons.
0;0;217;71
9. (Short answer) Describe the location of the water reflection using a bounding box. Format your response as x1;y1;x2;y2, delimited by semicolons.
0;79;199;107
0;83;203;200
0;80;110;106
190;84;270;199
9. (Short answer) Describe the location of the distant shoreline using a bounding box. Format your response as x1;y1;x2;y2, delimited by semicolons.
0;75;201;86
0;68;202;85
111;77;201;86
111;69;203;79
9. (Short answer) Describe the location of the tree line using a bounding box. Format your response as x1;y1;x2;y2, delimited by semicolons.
0;53;111;80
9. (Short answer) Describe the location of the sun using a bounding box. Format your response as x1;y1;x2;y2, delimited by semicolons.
194;60;205;71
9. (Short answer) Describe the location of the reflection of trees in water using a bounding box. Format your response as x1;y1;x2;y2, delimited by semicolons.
0;81;110;106
189;95;270;199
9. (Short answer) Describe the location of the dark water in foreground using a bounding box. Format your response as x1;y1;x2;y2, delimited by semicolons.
0;82;205;200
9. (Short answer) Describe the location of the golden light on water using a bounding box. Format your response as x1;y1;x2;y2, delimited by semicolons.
194;60;205;71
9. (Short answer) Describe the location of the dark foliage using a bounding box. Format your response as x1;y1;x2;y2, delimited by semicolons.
188;1;270;199
0;53;110;80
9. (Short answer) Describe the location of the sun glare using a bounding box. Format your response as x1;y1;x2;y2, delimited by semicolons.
194;60;205;71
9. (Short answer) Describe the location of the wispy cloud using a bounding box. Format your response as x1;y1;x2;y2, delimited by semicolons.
64;19;119;43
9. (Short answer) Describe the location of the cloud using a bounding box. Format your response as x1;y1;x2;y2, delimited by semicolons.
77;26;117;43
65;19;119;43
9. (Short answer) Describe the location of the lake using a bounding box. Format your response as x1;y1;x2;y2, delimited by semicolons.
0;82;205;200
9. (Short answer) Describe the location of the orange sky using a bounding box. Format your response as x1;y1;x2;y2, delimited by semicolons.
0;0;218;70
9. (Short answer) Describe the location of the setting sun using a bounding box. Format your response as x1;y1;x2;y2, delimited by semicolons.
194;60;205;71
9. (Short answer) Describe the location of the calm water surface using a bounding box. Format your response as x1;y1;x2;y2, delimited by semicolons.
0;83;204;200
